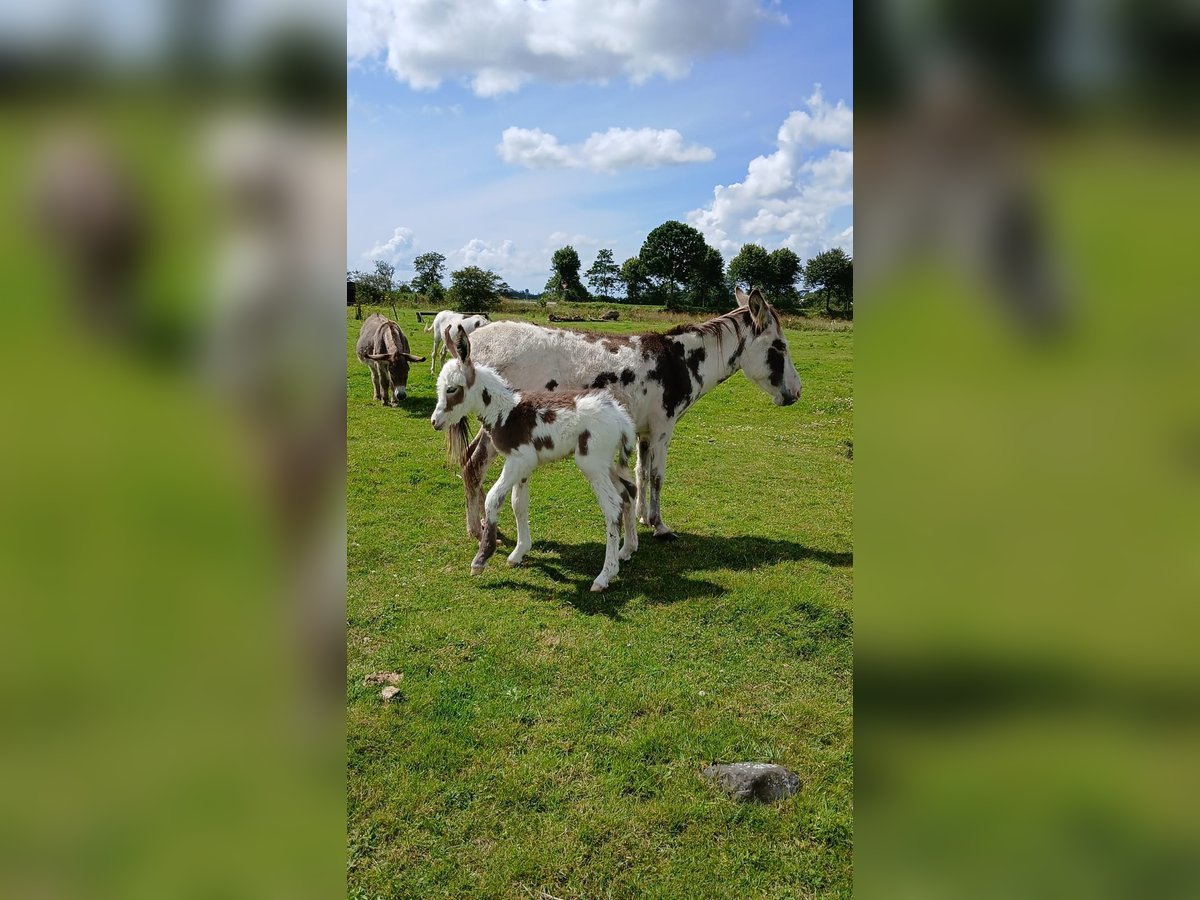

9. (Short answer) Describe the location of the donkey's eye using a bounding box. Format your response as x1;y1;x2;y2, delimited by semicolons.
447;385;459;393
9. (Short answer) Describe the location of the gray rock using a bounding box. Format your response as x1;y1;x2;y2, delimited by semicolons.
700;762;800;803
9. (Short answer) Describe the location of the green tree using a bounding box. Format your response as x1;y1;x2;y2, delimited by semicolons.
348;265;391;305
689;245;730;310
767;247;802;310
447;266;505;313
373;259;395;290
584;248;620;300
619;256;649;304
728;244;773;292
728;244;802;309
638;220;709;309
803;247;853;318
412;251;447;299
549;245;589;302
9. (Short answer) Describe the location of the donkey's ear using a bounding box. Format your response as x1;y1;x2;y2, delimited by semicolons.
734;287;750;308
444;327;459;359
748;289;770;329
454;324;471;364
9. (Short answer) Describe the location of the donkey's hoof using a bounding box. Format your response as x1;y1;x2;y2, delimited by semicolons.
590;582;607;593
470;562;487;575
653;530;677;541
506;557;525;568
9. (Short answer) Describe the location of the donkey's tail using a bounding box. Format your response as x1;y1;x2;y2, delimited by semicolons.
423;320;436;332
446;418;472;468
615;423;637;505
618;424;635;470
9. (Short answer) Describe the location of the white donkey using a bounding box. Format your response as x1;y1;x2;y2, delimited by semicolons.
453;289;803;541
431;325;638;592
424;310;490;373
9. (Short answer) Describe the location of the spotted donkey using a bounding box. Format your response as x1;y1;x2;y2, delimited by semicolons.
431;325;639;592
453;289;802;541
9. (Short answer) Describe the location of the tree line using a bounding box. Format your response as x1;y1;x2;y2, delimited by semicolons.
349;221;852;318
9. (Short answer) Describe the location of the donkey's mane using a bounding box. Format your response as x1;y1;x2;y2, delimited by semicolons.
663;307;759;346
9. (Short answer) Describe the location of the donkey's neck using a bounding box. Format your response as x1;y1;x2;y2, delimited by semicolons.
669;308;753;400
471;365;519;429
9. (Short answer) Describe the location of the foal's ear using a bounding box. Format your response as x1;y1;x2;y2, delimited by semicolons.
734;287;750;308
454;324;471;364
748;289;770;329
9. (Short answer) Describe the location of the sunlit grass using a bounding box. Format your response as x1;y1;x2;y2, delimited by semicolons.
347;305;853;898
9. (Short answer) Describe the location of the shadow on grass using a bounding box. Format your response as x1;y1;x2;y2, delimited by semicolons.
486;532;851;618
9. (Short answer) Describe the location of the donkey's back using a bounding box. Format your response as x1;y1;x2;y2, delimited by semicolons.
470;320;649;424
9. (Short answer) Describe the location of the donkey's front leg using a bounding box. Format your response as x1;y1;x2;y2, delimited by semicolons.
646;429;676;540
635;437;651;525
506;477;532;567
369;362;382;401
472;459;527;574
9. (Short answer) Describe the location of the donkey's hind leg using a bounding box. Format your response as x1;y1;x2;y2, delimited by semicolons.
463;430;498;540
430;333;442;373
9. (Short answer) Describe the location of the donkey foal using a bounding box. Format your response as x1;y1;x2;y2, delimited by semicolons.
431;325;638;592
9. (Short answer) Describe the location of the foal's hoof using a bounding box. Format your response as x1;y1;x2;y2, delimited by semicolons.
653;530;677;541
470;564;486;575
589;581;608;593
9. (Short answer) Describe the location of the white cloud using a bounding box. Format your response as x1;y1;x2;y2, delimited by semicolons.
778;91;853;150
347;0;782;96
454;238;518;271
445;238;539;287
363;226;415;263
686;85;853;260
496;128;575;169
498;126;713;172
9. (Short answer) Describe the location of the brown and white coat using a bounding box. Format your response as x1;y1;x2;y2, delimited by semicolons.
431;326;638;592
455;289;802;541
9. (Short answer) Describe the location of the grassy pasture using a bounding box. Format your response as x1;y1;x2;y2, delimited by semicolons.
347;305;853;898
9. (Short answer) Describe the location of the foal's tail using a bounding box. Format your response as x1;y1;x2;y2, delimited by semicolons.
423;320;435;332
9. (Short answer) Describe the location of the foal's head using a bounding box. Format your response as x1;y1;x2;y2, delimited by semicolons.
430;325;479;433
734;288;802;406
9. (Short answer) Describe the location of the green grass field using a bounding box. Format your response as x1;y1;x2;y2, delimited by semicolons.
347;304;853;898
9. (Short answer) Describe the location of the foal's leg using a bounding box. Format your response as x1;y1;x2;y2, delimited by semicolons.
463;431;498;540
507;477;532;566
581;463;625;592
430;333;441;373
472;457;528;573
610;465;638;561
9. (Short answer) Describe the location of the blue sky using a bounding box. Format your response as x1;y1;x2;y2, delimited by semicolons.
348;0;851;292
